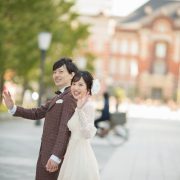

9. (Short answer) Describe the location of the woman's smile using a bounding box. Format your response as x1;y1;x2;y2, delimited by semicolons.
71;78;88;100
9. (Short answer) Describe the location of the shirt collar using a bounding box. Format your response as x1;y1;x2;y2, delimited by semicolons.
59;86;69;93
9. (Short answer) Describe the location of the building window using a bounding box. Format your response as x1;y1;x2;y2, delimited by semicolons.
173;32;180;62
152;60;166;75
153;19;171;33
130;59;138;77
120;39;128;54
111;39;119;53
109;58;117;75
155;42;167;58
144;5;152;15
119;58;128;75
130;41;139;55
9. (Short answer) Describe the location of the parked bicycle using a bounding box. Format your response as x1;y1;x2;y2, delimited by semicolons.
96;112;129;146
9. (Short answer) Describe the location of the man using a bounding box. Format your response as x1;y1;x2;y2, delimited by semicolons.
3;57;78;180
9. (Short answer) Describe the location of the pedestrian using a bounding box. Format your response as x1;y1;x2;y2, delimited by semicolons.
58;71;100;180
95;92;110;129
3;57;78;180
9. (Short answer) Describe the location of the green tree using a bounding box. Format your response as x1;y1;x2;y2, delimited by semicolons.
0;0;90;104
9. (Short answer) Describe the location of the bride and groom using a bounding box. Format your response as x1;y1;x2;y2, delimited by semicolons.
3;57;100;180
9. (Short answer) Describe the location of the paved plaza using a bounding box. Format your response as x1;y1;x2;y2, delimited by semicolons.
101;118;180;180
0;114;117;180
1;108;180;180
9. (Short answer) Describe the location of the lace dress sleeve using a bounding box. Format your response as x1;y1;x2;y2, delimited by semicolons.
76;102;97;139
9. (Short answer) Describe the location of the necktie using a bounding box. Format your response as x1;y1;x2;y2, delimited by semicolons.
55;86;69;95
55;90;62;95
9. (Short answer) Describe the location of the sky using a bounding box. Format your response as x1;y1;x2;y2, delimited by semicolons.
75;0;149;16
112;0;149;16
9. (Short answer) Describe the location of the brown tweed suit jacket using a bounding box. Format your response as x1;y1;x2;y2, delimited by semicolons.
14;87;76;167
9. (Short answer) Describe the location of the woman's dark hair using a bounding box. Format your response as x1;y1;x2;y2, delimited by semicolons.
53;57;78;74
71;71;94;95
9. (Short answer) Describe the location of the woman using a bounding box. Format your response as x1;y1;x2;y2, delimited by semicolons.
58;71;100;180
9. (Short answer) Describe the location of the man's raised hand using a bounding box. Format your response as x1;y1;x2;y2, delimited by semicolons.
2;91;14;109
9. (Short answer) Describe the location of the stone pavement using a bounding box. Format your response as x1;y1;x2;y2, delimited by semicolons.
0;114;118;180
101;118;180;180
1;113;180;180
0;116;42;180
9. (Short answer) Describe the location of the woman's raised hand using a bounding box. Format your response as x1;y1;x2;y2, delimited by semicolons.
77;92;90;109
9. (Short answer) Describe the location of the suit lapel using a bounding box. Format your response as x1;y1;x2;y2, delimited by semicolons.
47;96;58;111
47;87;71;111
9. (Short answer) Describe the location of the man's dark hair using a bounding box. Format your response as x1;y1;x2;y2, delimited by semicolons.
53;57;78;74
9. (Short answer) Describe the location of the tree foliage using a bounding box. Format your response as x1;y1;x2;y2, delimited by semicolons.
0;0;91;103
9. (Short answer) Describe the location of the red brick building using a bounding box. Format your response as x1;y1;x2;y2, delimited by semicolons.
110;0;180;100
78;12;119;92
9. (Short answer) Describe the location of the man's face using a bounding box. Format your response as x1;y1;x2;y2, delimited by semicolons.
53;65;74;89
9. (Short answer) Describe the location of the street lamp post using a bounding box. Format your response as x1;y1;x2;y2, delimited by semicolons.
35;32;52;126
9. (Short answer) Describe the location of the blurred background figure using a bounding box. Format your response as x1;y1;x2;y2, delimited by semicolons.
95;92;110;129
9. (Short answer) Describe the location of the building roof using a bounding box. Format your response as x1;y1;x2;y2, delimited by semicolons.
118;0;180;25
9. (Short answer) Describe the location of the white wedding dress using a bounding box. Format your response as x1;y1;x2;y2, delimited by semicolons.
58;101;100;180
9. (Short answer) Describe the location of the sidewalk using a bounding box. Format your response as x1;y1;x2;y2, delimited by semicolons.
0;114;118;180
1;113;180;180
0;116;42;180
100;118;180;180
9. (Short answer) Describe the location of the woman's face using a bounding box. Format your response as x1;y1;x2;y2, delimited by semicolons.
71;77;88;99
